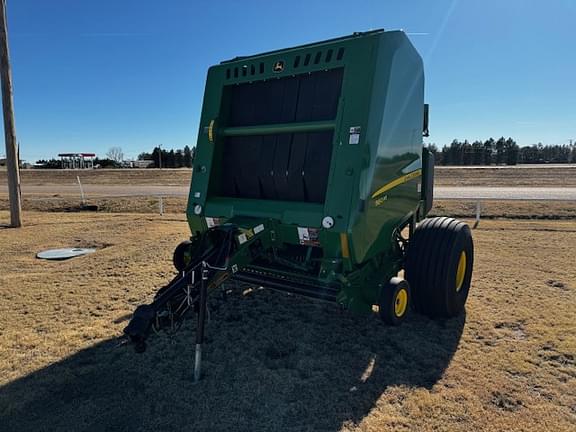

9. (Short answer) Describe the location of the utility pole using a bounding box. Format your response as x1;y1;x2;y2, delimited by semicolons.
158;143;162;169
0;0;21;227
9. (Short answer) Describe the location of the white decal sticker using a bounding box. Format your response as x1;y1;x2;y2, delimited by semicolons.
254;224;265;234
206;217;216;228
297;227;310;244
297;227;320;246
349;126;361;145
238;233;248;244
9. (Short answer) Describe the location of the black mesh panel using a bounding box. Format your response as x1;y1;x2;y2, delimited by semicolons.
219;68;343;203
227;68;343;126
221;132;334;203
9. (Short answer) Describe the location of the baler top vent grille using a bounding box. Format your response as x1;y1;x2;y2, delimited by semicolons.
226;62;266;80
224;48;345;80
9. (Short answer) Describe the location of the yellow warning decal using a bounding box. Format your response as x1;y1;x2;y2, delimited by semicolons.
340;233;350;259
239;227;254;240
208;119;215;143
371;169;422;199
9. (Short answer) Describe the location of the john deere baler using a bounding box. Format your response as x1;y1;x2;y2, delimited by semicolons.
125;30;474;381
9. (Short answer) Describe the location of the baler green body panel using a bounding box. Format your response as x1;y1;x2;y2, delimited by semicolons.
186;30;426;312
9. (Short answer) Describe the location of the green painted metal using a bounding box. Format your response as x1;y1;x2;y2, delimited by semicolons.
186;29;428;313
221;120;335;137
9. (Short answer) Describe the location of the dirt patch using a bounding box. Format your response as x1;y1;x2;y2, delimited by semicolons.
0;213;575;431
491;390;524;412
546;279;570;291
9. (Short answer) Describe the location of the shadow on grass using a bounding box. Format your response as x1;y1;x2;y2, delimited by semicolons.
0;289;465;432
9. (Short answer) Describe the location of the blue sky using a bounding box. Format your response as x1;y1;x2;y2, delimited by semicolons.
3;0;576;162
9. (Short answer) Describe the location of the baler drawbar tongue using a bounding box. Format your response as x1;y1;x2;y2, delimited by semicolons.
124;222;268;381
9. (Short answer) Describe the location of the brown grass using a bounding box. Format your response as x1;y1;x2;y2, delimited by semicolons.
431;200;576;220
0;211;574;431
434;166;576;187
2;165;575;188
2;196;575;223
2;166;575;221
0;168;192;186
0;196;188;214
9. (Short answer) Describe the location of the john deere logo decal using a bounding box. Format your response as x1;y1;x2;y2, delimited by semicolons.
273;60;285;72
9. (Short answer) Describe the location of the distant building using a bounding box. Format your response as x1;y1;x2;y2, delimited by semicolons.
58;153;96;169
0;157;26;168
130;159;153;168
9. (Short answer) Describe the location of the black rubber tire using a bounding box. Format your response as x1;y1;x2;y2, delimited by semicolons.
405;217;474;318
379;277;411;326
173;240;193;272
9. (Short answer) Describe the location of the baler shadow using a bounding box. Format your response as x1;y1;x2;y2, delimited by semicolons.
0;288;465;432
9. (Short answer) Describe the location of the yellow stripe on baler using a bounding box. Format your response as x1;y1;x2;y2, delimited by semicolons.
371;169;422;199
208;119;215;143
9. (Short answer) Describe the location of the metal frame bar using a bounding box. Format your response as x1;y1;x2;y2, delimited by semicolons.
220;120;335;137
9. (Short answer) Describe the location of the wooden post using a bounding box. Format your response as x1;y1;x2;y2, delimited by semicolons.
0;0;21;227
76;175;86;206
473;200;481;229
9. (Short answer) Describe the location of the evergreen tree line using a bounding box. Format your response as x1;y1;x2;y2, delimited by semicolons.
427;138;576;166
138;145;195;168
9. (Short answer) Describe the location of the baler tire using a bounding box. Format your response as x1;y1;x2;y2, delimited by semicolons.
406;217;473;318
173;240;193;272
379;277;411;326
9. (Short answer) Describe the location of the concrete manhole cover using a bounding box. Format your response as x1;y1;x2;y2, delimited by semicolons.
36;248;97;260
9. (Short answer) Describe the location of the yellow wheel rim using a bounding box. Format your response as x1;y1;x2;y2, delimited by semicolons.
394;288;408;317
455;251;467;292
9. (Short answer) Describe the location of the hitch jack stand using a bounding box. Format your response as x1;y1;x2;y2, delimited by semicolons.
194;261;209;382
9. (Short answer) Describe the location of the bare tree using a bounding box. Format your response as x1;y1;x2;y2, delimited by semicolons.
106;146;124;163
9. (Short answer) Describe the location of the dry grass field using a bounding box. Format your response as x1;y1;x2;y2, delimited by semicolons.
2;166;576;219
0;167;192;186
0;166;575;430
1;165;576;188
435;165;576;187
0;211;574;432
2;195;575;223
